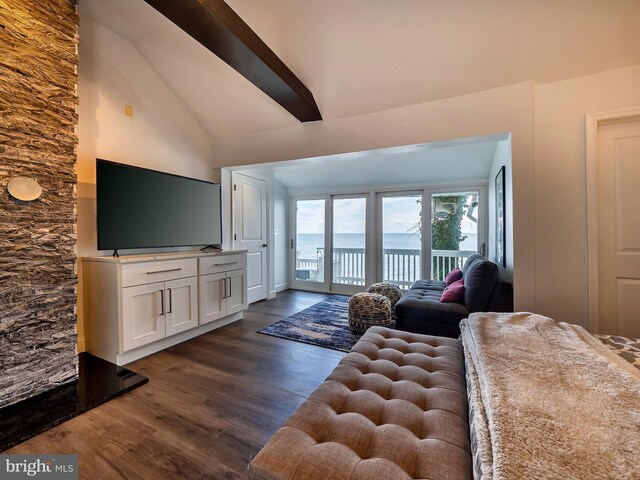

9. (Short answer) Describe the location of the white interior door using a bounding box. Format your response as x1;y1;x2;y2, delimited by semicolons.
597;120;640;338
232;173;268;304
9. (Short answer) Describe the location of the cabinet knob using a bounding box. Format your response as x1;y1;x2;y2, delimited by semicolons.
262;243;268;248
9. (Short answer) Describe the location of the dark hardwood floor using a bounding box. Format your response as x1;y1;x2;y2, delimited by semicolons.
7;290;345;479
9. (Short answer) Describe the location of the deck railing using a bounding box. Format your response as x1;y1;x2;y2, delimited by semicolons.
296;248;477;287
381;248;421;289
332;247;366;286
431;250;476;281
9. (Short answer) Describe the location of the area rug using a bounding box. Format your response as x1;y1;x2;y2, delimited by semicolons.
258;295;361;352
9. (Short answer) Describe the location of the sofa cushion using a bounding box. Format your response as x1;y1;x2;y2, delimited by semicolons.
441;278;465;303
410;279;446;293
463;258;498;312
445;267;463;285
487;280;514;312
248;327;473;480
395;288;469;337
462;254;485;275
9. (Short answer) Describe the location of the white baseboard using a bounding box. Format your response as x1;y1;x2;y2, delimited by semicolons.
275;283;289;293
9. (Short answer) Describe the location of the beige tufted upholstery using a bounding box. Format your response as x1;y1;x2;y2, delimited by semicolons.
249;327;472;480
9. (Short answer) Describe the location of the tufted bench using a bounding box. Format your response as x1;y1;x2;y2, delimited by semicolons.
248;327;472;480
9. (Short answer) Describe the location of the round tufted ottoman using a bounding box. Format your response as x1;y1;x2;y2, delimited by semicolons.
366;282;403;321
348;292;392;333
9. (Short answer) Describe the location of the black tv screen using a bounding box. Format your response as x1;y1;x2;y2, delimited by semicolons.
96;159;222;251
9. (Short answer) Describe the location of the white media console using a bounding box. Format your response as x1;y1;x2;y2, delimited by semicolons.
82;250;248;365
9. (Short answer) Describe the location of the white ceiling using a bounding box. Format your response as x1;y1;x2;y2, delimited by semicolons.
81;0;299;138
228;0;640;121
234;135;507;190
82;0;640;139
81;1;637;189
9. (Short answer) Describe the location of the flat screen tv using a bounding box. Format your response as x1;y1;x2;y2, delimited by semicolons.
96;159;222;251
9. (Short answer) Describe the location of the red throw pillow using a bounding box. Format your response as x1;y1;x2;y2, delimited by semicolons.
445;267;463;286
441;278;465;303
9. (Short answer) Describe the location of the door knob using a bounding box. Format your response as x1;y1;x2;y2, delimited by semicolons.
262;243;268;248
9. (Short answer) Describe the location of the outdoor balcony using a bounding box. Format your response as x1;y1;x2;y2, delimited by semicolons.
296;248;476;288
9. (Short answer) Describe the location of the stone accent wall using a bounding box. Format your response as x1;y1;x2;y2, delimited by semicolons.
0;1;79;408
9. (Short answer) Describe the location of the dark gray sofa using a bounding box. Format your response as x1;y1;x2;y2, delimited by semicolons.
395;254;513;337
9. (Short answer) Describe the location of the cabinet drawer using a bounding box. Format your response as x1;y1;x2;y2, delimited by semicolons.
121;258;197;287
199;254;246;275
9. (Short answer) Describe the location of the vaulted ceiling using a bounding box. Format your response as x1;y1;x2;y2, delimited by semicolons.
82;0;640;140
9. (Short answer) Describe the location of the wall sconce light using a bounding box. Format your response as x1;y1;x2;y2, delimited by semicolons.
7;177;42;201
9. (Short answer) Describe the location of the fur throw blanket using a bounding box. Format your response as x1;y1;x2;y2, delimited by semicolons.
461;313;640;480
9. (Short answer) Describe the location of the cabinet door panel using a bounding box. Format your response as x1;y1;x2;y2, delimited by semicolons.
199;272;227;324
165;276;198;336
227;269;247;315
122;282;166;351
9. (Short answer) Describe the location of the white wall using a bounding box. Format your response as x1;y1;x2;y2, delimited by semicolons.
77;16;214;186
487;138;513;283
212;82;536;313
77;13;215;258
534;64;640;328
76;11;216;349
211;64;640;329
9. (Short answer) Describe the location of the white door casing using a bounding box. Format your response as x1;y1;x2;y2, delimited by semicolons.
232;173;268;303
595;119;640;338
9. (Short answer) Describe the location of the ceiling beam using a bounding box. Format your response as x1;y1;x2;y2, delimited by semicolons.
144;0;322;123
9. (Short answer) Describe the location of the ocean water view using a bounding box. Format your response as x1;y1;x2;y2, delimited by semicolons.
296;232;478;259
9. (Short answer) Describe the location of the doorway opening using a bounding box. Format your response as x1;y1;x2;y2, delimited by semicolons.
225;132;511;301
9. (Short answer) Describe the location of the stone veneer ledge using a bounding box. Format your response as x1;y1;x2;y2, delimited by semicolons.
0;0;79;408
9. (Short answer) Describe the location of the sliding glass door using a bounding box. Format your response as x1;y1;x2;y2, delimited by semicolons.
430;190;484;280
291;195;369;292
293;199;326;287
379;193;422;289
292;186;486;292
332;196;367;292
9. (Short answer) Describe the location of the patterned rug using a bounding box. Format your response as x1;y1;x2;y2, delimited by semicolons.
258;295;361;352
